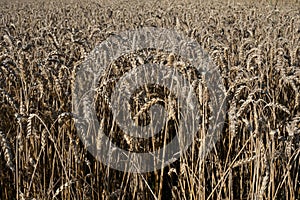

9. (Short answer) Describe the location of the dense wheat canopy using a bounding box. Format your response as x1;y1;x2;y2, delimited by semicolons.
0;0;299;199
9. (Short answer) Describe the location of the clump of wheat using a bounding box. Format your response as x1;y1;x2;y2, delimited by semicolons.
0;0;299;199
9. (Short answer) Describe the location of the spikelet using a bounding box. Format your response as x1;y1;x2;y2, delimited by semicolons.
264;103;290;115
133;98;164;121
0;131;15;172
285;114;299;157
26;114;34;137
0;87;18;111
41;129;47;150
258;166;269;200
3;35;13;50
48;31;60;49
232;155;257;168
53;180;74;199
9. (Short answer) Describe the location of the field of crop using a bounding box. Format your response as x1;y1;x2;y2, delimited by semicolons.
0;0;299;199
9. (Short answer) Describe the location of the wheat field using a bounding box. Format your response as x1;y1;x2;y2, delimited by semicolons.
0;0;299;199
